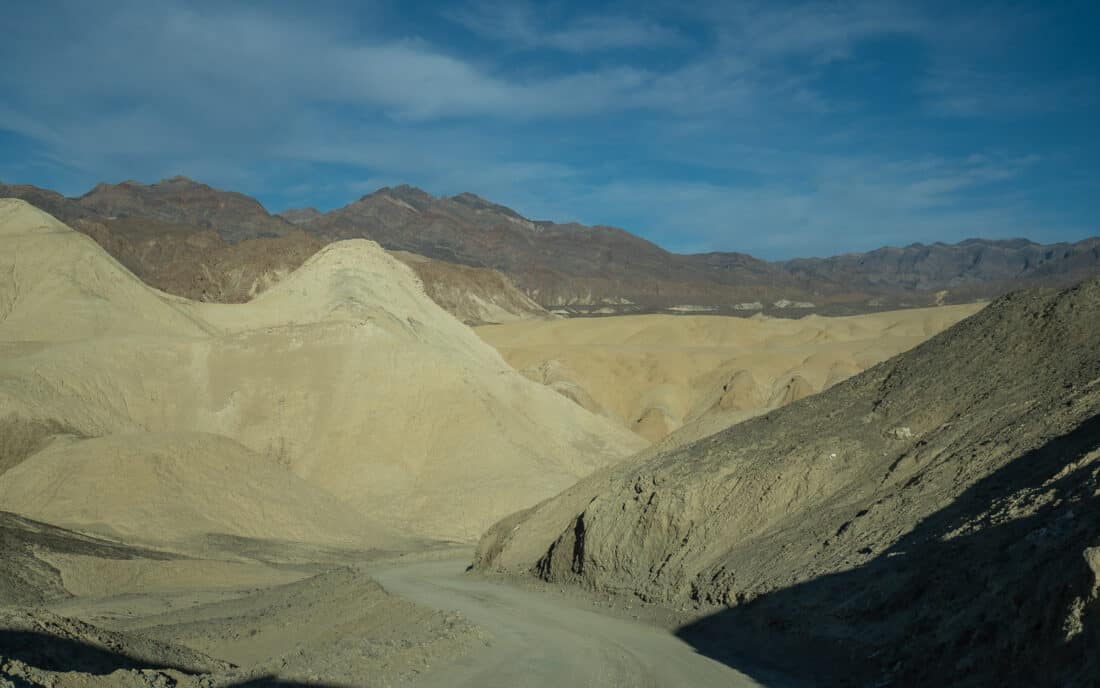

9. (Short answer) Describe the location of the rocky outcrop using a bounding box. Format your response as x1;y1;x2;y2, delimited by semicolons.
392;251;553;325
70;216;326;303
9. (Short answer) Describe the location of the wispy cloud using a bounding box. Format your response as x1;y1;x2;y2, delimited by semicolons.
548;152;1059;257
706;0;928;64
445;1;683;53
922;66;1098;118
0;2;659;127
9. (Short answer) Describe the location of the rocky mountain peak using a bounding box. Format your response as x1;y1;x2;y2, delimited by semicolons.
75;176;292;242
157;175;203;188
448;192;528;222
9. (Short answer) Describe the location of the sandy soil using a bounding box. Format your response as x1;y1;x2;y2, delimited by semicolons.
477;305;980;442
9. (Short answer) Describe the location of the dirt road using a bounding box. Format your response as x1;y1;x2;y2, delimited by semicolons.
372;557;769;688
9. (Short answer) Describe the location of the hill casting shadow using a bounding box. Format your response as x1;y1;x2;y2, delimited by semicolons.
0;633;351;687
675;413;1100;687
0;630;198;675
225;677;347;688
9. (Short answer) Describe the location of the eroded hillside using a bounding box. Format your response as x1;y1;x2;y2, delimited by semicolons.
0;199;643;545
475;278;1100;687
477;306;980;442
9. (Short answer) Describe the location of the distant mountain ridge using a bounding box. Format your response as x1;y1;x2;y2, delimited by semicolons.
271;182;1100;312
783;237;1100;292
78;176;296;242
3;177;1098;315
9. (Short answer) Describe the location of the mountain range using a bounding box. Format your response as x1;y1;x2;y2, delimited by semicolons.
3;176;1098;315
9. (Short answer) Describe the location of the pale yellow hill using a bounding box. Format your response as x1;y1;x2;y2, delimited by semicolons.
0;199;645;543
477;305;982;444
0;200;211;342
0;432;386;547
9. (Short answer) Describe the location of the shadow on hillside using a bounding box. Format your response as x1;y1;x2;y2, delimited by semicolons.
0;633;349;687
0;630;198;675
675;413;1100;687
225;677;346;688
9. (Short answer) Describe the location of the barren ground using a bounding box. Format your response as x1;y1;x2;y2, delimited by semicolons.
2;527;787;687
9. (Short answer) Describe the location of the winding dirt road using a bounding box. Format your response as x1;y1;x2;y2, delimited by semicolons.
373;557;768;688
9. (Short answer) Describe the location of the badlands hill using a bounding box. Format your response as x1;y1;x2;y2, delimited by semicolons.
477;305;979;442
0;433;382;547
0;202;212;341
0;199;643;544
475;278;1100;687
5;179;1099;317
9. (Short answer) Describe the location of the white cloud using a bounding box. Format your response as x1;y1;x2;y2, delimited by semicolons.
0;2;659;128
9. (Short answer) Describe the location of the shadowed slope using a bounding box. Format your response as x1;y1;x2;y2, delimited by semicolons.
475;278;1100;686
677;421;1100;686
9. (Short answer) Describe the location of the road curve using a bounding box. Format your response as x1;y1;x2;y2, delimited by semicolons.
372;557;767;688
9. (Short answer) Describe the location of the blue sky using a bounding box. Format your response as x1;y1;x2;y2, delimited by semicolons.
1;0;1097;258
